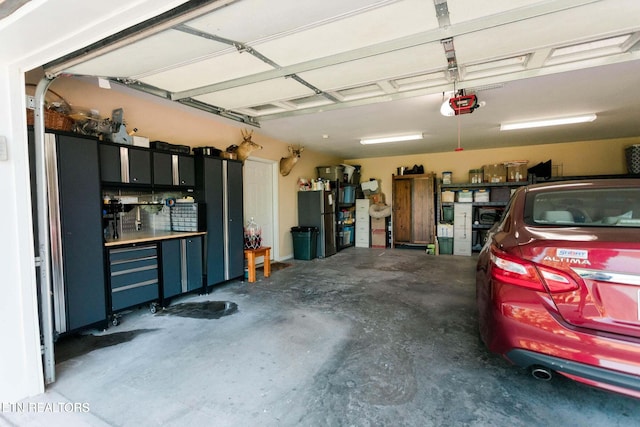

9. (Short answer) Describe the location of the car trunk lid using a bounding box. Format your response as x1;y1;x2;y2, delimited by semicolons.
518;235;640;339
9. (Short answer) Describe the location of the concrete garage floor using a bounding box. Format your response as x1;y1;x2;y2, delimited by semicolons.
4;248;639;426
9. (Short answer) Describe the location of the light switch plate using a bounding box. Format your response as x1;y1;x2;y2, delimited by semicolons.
0;136;8;161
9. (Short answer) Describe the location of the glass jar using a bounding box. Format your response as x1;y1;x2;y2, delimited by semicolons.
243;217;262;249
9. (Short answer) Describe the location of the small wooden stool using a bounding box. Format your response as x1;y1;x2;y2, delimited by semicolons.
244;246;271;283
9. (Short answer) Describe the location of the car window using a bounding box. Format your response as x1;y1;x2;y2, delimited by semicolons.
524;187;640;227
494;196;515;232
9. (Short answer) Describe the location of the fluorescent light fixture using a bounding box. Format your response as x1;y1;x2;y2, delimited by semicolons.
360;133;424;145
500;114;597;131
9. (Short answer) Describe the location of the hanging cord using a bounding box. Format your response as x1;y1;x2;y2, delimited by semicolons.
451;80;463;151
455;89;463;151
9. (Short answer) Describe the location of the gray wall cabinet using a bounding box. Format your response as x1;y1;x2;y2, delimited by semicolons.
29;131;107;333
99;143;151;185
152;151;195;187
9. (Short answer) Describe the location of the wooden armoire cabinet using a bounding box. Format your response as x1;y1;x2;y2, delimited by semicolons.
392;173;435;247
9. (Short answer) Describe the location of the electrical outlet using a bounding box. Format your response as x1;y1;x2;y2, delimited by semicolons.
26;95;35;110
0;136;8;161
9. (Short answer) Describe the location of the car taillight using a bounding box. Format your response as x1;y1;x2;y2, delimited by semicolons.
490;246;579;293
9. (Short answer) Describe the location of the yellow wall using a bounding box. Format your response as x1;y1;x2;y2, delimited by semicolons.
347;137;639;203
30;74;341;259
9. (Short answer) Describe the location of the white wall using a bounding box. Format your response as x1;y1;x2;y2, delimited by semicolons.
0;0;189;403
0;52;45;404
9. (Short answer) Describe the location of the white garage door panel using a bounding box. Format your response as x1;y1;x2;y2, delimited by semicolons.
447;0;544;23
193;77;314;109
299;43;446;92
186;0;386;44
256;0;439;66
138;50;274;93
64;29;229;79
453;2;640;65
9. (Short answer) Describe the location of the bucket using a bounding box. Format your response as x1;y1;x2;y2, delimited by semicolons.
341;164;355;183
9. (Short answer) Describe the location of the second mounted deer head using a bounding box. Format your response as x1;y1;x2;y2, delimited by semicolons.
279;145;304;176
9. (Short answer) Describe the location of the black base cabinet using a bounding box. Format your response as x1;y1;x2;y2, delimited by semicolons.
108;245;159;312
161;237;203;304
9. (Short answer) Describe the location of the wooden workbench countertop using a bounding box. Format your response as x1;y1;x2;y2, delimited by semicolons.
104;230;207;247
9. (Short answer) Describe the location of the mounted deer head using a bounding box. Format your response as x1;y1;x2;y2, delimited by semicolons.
279;145;304;176
226;128;262;162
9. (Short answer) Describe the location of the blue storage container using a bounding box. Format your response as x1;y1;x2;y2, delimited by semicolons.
344;225;355;245
343;185;355;204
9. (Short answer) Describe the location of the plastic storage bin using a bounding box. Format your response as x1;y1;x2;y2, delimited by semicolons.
442;206;454;222
473;189;490;202
469;169;483;184
441;191;455;203
439;237;453;255
343;225;355;245
483;163;507;183
316;165;345;181
456;190;473;202
506;161;528;182
291;226;318;260
342;185;355;203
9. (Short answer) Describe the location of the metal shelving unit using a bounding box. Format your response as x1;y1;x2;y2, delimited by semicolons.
437;179;532;253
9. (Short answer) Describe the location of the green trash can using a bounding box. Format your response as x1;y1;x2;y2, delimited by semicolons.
291;226;318;260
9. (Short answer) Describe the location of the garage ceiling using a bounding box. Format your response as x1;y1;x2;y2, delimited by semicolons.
43;0;640;158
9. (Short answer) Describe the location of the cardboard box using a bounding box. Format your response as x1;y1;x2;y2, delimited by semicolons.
371;217;386;230
483;163;507;183
361;179;380;196
371;229;386;248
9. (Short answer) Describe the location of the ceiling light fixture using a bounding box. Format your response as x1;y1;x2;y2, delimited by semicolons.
440;96;455;116
500;114;597;131
360;133;424;145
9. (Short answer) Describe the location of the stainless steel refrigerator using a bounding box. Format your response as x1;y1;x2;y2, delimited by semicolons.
298;190;337;258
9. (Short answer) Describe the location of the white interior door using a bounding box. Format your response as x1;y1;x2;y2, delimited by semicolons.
243;158;277;264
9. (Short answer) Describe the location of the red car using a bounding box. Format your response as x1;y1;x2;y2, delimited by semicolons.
476;179;640;398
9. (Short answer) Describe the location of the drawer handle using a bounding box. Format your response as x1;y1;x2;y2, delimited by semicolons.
111;264;157;276
110;246;156;254
112;279;158;293
110;255;157;266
